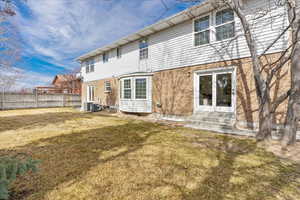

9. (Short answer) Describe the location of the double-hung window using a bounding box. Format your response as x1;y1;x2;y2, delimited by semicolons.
104;81;111;92
139;39;148;60
194;16;210;46
87;85;95;102
135;78;147;99
123;79;131;99
117;47;122;59
85;61;89;73
215;9;235;41
103;52;109;63
89;59;94;72
85;59;94;73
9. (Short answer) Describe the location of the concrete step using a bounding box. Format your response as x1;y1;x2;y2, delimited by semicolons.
185;122;255;137
192;111;235;119
187;116;235;124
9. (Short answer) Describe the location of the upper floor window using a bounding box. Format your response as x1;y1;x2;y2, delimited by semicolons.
85;59;94;73
135;78;147;99
216;9;235;41
139;38;148;60
117;47;122;59
194;16;210;46
89;59;94;72
104;81;111;92
123;79;131;99
103;52;109;63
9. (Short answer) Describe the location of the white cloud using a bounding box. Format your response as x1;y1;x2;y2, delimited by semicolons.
15;70;53;89
13;0;171;70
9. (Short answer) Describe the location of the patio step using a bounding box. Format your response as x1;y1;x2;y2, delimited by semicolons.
185;112;255;137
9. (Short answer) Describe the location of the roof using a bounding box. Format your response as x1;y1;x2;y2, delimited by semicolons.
76;0;211;61
52;74;79;85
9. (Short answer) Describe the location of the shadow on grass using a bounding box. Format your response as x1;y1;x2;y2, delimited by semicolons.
0;112;100;132
0;121;160;200
168;135;300;200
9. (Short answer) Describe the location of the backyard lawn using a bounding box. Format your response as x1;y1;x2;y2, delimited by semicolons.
0;108;299;200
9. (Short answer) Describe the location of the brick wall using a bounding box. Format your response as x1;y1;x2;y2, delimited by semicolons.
82;77;119;107
82;53;291;128
152;53;290;128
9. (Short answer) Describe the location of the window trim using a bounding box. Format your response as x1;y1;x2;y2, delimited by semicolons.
135;78;147;99
193;15;211;46
84;59;94;73
123;78;132;99
139;38;148;60
193;8;235;47
120;76;150;101
87;85;95;102
117;47;122;59
104;81;112;93
103;52;109;63
89;59;95;72
215;9;235;41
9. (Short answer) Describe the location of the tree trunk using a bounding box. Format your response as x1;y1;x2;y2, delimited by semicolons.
256;92;273;140
282;0;300;146
282;43;300;146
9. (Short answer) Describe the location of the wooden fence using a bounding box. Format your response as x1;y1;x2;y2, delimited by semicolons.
0;92;81;110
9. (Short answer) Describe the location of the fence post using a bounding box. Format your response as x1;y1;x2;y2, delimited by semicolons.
1;88;4;110
63;94;66;107
35;90;38;108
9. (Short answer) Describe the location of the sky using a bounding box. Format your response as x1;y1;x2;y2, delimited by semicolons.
7;0;198;89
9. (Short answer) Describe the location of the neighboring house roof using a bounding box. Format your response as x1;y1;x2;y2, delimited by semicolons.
77;0;211;61
52;74;79;85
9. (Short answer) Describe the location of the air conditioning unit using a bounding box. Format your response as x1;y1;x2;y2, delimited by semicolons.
83;102;93;112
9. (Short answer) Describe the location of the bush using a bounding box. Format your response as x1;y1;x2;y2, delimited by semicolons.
0;154;39;200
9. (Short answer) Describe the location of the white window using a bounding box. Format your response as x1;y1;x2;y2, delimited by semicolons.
85;59;94;73
123;79;131;99
215;9;235;41
117;47;122;59
104;81;111;92
139;38;148;60
135;78;147;99
103;52;109;63
85;61;89;73
194;16;210;46
87;86;95;102
89;59;94;72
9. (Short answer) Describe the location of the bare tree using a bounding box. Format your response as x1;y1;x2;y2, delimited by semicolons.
0;0;22;92
282;0;300;146
173;0;299;145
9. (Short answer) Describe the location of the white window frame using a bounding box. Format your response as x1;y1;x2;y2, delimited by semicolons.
84;59;94;73
87;85;95;102
193;66;237;113
215;8;235;41
123;78;132;99
193;8;235;47
135;78;147;99
194;15;210;46
139;38;148;60
104;81;112;92
103;52;109;63
120;76;150;101
117;47;122;59
89;59;95;72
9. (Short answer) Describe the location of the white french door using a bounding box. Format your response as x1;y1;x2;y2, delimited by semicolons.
194;67;236;113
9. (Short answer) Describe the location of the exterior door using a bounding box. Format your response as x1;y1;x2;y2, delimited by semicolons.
195;67;236;113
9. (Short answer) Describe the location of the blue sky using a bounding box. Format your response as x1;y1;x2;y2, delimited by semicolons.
11;0;198;88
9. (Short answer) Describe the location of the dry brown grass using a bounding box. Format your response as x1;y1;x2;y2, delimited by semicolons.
0;108;299;200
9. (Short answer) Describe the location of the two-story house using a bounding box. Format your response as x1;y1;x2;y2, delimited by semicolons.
77;0;292;135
